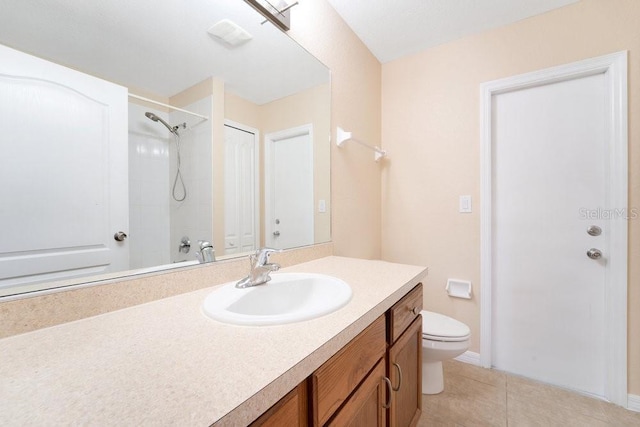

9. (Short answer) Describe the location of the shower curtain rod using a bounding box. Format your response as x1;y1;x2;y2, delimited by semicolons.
128;93;209;121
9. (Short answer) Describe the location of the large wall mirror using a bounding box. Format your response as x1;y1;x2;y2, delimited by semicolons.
0;0;331;297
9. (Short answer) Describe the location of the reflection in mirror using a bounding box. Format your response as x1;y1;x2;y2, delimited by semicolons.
0;0;330;297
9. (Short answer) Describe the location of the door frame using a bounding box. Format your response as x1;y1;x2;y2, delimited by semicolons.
264;124;314;248
479;51;628;405
223;119;260;252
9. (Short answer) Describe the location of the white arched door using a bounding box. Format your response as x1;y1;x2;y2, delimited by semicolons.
0;44;129;294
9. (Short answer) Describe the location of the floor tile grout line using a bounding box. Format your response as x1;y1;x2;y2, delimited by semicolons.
505;375;509;427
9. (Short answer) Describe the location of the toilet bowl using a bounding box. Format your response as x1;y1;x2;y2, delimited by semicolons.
421;310;470;394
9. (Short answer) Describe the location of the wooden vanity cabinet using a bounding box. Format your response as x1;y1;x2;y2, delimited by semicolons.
387;283;423;427
255;283;424;427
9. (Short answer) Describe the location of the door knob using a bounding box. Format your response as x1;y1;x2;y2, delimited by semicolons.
114;231;128;242
587;248;602;260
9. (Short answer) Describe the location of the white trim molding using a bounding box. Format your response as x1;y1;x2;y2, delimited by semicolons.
479;51;628;406
455;351;481;366
628;395;640;412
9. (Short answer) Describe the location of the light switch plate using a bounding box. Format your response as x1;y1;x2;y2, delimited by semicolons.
459;195;472;213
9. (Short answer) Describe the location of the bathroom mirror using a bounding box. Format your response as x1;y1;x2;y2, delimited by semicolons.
0;0;330;297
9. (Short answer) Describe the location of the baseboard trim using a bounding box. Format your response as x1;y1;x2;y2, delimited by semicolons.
629;394;640;412
454;351;481;366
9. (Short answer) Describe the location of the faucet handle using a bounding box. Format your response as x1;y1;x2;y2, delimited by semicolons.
198;240;213;250
255;247;282;265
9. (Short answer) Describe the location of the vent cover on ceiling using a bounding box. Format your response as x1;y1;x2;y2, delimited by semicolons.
207;19;252;47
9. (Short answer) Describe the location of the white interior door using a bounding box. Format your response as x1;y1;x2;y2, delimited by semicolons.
492;73;610;397
0;44;128;293
265;125;314;249
224;123;258;255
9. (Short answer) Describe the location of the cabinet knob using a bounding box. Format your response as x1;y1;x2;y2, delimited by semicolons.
411;306;420;315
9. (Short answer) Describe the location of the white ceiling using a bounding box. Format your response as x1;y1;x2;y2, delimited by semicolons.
0;0;329;105
325;0;580;63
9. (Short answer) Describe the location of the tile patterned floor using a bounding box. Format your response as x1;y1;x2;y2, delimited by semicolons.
418;360;640;426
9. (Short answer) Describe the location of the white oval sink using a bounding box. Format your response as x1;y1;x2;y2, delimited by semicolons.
202;273;352;326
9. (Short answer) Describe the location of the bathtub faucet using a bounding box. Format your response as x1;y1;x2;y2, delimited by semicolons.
196;240;215;264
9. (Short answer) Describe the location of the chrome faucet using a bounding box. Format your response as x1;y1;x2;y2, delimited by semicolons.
196;240;215;264
235;247;282;288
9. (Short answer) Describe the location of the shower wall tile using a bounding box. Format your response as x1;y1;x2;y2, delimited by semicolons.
128;104;171;269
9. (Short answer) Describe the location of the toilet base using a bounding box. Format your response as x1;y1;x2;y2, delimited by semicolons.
422;360;444;394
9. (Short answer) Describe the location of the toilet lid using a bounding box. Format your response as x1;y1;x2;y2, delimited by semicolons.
421;310;470;341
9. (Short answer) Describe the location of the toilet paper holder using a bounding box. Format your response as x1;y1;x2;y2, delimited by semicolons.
446;279;472;299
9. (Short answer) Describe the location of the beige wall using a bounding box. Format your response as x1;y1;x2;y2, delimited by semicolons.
226;91;261;129
289;0;383;259
381;0;640;394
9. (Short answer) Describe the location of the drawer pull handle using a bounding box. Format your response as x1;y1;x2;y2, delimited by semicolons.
382;376;393;409
392;362;403;391
411;306;420;315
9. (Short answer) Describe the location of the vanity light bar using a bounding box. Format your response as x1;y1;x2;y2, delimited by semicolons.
259;2;299;26
244;0;297;31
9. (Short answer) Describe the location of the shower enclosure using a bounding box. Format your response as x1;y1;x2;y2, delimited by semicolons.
128;96;213;269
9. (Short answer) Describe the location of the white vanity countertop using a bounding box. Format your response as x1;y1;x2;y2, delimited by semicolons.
0;256;427;426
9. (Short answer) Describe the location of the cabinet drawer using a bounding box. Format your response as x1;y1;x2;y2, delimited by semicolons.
388;283;423;344
311;315;386;426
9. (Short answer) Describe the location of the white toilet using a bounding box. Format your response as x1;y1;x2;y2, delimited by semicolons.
421;310;471;394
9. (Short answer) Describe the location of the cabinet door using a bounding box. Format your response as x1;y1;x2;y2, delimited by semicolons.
388;316;422;427
251;381;308;427
327;359;387;427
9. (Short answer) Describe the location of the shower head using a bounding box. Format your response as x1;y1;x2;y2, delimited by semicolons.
145;111;180;135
